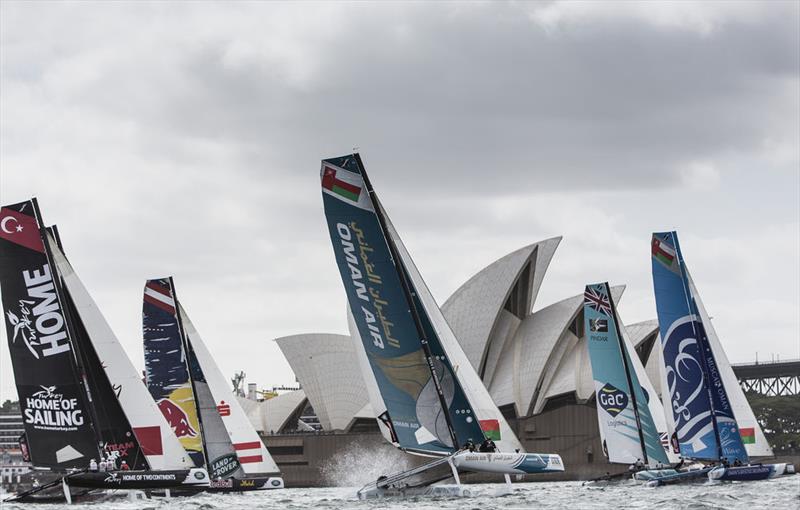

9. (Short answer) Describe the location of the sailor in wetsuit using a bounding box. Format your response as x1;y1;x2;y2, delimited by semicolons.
463;439;476;452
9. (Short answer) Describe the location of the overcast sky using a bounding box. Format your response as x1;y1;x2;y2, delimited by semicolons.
1;1;798;401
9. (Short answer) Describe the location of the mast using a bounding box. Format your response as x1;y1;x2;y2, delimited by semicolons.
31;199;104;456
354;153;461;451
605;282;649;465
169;277;210;469
673;236;723;461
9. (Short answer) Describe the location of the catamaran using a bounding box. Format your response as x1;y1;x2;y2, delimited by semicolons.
320;153;564;498
0;199;208;503
582;282;694;485
651;231;776;483
143;277;284;491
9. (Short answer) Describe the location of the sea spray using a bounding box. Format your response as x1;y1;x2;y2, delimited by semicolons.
320;441;413;487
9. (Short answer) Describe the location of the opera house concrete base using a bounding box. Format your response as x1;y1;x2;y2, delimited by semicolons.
260;400;629;487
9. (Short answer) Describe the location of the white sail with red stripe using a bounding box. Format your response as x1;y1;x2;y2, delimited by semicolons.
178;304;280;475
144;281;177;313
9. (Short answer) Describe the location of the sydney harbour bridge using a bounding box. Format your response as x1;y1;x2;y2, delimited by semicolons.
733;359;800;396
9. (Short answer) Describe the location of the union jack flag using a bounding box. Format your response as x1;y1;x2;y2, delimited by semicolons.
584;286;613;316
659;432;670;450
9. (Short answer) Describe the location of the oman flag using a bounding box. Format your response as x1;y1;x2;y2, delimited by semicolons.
651;236;676;267
479;419;501;441
740;427;756;445
321;165;362;202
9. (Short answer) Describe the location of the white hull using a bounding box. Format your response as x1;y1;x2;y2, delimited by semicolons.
452;451;564;475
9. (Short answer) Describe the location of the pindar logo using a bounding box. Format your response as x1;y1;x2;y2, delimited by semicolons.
157;399;197;438
598;383;629;418
589;318;608;333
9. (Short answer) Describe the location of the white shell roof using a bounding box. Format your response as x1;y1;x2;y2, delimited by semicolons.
238;390;306;434
262;240;663;432
486;285;626;416
441;237;561;376
275;333;369;431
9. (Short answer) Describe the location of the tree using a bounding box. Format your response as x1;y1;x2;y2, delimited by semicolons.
746;392;800;454
1;400;20;412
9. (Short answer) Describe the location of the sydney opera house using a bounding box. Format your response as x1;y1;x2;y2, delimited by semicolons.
246;238;665;484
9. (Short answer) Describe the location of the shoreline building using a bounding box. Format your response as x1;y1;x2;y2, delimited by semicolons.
253;238;667;484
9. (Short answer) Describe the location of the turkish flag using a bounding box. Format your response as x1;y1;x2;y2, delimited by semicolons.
0;206;44;253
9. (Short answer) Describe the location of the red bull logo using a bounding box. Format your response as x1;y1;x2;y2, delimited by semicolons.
157;398;197;438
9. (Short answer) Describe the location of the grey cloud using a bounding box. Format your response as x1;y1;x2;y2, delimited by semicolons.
0;1;797;397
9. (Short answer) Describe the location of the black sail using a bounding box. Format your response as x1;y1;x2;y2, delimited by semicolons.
0;200;99;468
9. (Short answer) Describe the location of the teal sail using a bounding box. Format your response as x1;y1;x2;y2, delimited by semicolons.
321;154;486;455
651;232;748;464
583;283;669;467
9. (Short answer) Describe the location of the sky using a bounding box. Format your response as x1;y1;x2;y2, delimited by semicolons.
1;1;798;401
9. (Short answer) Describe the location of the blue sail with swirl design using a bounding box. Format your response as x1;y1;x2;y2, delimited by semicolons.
651;232;748;463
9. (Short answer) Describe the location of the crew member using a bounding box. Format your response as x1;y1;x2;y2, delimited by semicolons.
89;459;98;472
464;439;476;452
479;438;497;452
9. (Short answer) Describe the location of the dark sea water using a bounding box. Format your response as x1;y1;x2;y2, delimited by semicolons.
2;476;799;510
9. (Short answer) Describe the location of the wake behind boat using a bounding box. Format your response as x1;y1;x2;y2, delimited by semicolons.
320;153;564;498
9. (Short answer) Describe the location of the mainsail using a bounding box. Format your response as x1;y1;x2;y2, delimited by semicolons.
0;200;100;468
322;155;482;454
651;232;749;464
322;154;519;455
583;283;670;467
143;278;205;467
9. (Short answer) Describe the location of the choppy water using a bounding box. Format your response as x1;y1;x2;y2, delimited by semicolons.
2;476;798;510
